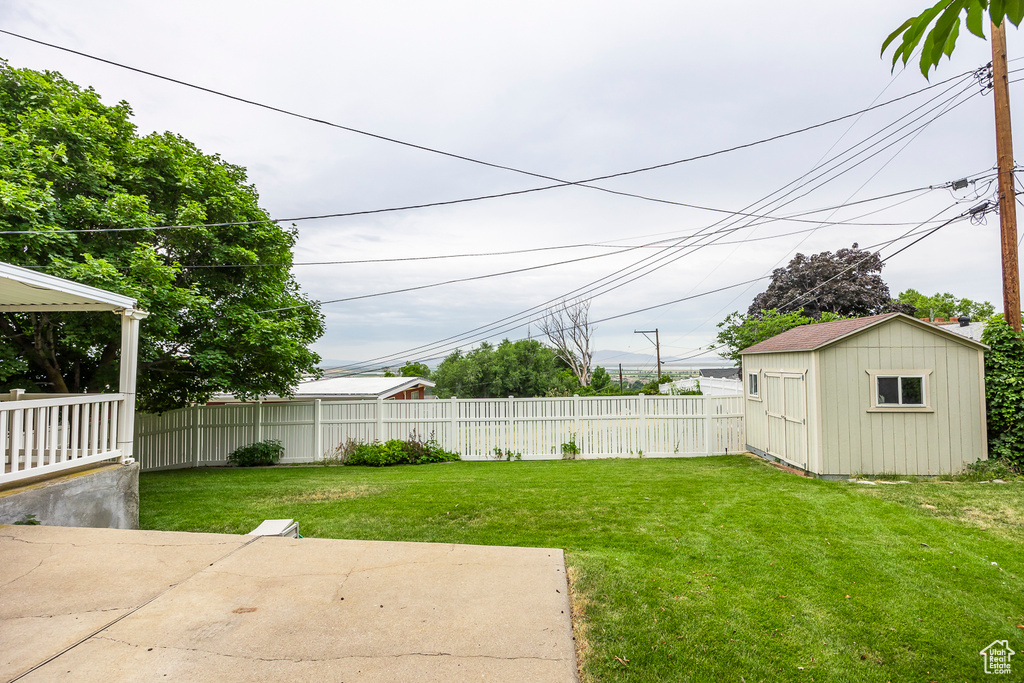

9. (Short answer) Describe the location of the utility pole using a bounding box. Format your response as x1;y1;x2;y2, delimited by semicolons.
634;329;661;380
992;19;1023;332
618;363;623;392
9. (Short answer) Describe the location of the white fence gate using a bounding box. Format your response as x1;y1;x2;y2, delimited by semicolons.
136;395;745;471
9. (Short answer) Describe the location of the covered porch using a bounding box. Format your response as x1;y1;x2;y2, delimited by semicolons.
0;262;147;487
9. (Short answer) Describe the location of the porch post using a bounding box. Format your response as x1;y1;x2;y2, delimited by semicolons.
116;308;149;462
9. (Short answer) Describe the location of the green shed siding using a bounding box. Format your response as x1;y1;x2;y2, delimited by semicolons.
742;315;986;477
816;318;985;475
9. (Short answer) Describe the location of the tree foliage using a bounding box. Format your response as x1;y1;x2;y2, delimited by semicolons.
895;289;996;320
590;366;612;391
714;309;845;362
399;362;431;378
431;339;576;398
882;0;1024;78
981;314;1024;465
0;61;323;412
748;244;904;320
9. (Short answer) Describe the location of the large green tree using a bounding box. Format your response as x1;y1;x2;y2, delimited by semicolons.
883;0;1023;77
431;339;576;398
895;288;995;320
0;61;323;412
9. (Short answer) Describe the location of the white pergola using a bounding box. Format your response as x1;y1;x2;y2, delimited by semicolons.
0;263;148;482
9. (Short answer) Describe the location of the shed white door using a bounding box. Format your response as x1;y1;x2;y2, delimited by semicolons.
764;372;807;468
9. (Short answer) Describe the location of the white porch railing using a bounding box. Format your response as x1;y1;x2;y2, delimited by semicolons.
1;393;125;485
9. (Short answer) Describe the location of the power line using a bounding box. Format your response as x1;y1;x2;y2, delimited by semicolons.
329;210;972;381
321;88;982;376
0;29;985;232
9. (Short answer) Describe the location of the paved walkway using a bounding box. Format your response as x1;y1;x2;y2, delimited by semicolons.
1;525;578;682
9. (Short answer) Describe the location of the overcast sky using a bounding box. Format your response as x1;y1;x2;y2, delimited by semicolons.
2;2;1022;372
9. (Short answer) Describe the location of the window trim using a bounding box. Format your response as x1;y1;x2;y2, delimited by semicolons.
865;369;934;413
747;371;761;401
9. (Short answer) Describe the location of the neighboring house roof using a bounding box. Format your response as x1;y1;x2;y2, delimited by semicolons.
698;367;741;379
212;376;435;402
287;376;435;399
935;320;986;342
740;312;987;355
0;261;137;312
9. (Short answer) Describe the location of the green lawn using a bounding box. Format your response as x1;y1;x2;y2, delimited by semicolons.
140;455;1024;682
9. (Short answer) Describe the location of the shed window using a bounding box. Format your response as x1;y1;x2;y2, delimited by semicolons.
876;375;925;407
748;372;759;398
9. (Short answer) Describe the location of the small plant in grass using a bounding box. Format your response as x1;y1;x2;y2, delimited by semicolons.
227;439;283;467
561;434;580;460
492;447;522;461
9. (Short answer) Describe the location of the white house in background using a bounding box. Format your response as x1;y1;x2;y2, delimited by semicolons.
0;262;147;486
208;376;435;404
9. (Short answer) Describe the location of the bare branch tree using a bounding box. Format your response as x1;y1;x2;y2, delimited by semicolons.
539;299;595;387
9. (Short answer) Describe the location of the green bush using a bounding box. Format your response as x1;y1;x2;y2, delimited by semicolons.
227;439;284;467
981;315;1024;467
343;436;460;467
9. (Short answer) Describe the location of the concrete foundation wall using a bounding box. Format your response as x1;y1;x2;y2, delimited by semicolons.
0;462;139;529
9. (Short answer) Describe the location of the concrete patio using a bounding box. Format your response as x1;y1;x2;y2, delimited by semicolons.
1;525;578;682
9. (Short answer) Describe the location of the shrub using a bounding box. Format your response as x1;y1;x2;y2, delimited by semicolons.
981;315;1024;467
959;458;1022;481
227;439;284;467
343;436;460;467
321;438;359;465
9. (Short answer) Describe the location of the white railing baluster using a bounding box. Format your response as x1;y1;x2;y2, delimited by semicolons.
0;394;128;485
70;404;80;461
109;401;118;454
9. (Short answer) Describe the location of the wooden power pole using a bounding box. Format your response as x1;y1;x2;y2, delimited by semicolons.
992;20;1023;332
634;329;661;380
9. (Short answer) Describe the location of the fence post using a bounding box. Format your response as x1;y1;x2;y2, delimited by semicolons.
638;392;647;457
449;396;458;454
572;394;581;456
507;395;514;455
314;399;322;461
376;397;385;442
704;396;713;456
254;402;263;444
192;406;201;468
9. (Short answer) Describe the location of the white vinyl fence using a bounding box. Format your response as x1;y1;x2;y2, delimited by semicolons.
661;377;743;396
136;394;745;471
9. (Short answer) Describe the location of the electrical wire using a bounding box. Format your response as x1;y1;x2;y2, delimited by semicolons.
320;87;981;375
280;81;979;319
0;28;986;216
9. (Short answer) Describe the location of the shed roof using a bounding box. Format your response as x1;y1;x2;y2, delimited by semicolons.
0;262;137;312
288;376;435;398
740;312;987;355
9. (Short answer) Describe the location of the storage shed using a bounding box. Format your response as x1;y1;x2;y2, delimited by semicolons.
740;312;987;477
